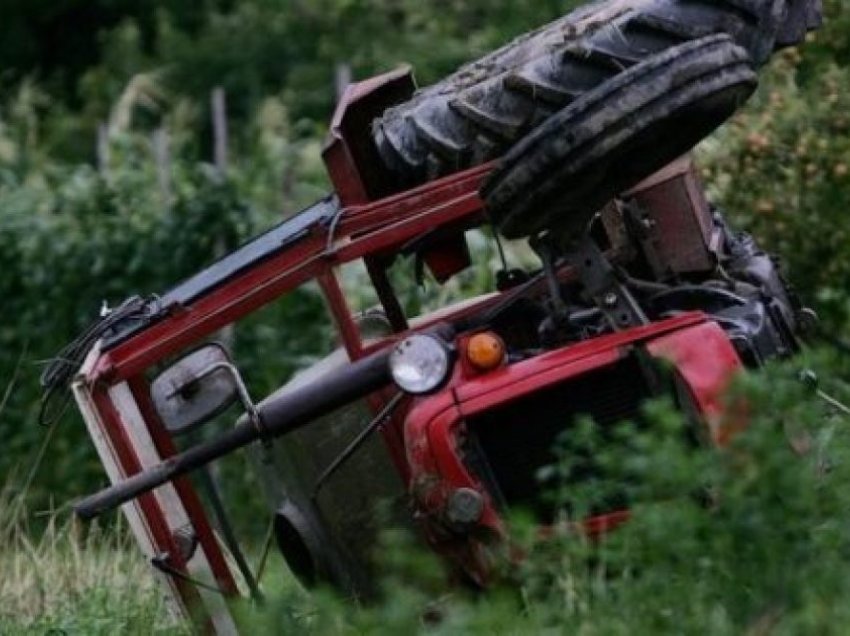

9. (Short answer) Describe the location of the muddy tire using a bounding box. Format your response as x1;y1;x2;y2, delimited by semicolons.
372;0;815;186
481;35;757;239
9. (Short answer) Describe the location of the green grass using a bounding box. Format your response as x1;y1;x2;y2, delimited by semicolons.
0;487;187;635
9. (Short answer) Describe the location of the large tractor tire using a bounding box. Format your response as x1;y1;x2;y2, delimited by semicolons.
371;0;820;186
481;35;758;239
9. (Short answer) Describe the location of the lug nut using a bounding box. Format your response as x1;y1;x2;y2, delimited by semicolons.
446;488;484;526
797;308;819;335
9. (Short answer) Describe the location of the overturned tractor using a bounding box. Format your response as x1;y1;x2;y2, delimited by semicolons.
46;0;823;631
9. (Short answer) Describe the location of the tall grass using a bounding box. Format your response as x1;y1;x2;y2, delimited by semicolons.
0;361;187;636
0;489;187;635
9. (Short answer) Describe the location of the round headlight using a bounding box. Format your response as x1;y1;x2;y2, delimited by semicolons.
389;334;451;395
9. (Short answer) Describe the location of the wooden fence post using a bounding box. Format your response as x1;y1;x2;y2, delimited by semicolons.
152;127;172;204
210;87;236;350
96;122;111;179
211;86;229;177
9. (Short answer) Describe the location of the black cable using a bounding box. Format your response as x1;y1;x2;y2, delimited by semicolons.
325;204;346;254
492;226;509;272
151;553;226;595
38;296;153;427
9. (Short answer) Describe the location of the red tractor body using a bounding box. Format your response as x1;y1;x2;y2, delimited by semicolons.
64;69;799;632
402;313;741;584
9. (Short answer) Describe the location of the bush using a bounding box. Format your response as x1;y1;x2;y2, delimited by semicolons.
702;0;850;330
0;93;330;508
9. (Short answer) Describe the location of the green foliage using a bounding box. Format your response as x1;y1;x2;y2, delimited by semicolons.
6;355;850;634
2;1;580;124
0;89;330;507
2;0;584;166
702;0;850;329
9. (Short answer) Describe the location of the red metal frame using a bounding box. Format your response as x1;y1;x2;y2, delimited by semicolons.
92;161;491;383
89;386;216;630
75;71;495;631
128;376;241;595
73;69;745;631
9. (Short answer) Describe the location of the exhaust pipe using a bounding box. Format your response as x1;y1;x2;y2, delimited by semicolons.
74;345;395;520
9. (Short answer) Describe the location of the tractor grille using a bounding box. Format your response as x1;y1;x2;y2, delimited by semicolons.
464;355;652;521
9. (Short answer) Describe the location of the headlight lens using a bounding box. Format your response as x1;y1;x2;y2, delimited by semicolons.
389;334;451;395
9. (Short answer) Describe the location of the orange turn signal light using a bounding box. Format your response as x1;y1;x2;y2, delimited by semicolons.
466;332;506;371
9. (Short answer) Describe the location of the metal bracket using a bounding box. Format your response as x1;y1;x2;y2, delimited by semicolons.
151;552;225;595
187;360;267;445
532;237;571;320
564;235;649;331
622;199;666;277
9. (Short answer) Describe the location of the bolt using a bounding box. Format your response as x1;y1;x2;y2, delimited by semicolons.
446;488;484;526
603;292;619;308
797;308;819;335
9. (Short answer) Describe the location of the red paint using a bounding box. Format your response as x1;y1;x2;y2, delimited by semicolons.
401;314;744;582
318;270;364;359
455;312;703;405
646;321;744;445
582;510;633;536
102;168;491;381
324;67;417;203
80;83;498;629
421;234;473;284
91;386;214;632
128;376;240;597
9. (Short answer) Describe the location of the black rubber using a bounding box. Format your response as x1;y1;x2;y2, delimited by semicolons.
483;35;758;239
371;0;819;186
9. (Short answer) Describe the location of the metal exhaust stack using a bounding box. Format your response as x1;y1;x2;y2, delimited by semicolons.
74;346;395;520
